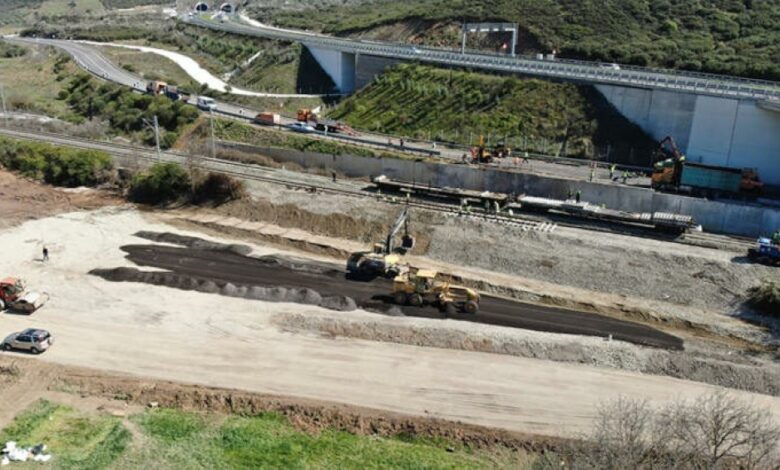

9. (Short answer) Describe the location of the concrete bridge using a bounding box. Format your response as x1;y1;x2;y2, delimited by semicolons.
184;13;780;186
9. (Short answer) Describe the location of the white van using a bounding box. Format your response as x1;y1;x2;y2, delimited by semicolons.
197;96;217;111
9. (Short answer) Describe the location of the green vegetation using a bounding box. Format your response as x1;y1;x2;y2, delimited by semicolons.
100;0;161;9
231;42;300;93
0;136;113;187
2;402;526;468
97;46;200;91
129;162;248;205
120;407;515;468
0;400;130;469
330;63;653;159
24;23;262;74
214;119;405;159
266;0;780;80
0;44;77;117
38;0;105;16
60;74;199;148
0;41;26;58
747;279;780;317
128;162;191;204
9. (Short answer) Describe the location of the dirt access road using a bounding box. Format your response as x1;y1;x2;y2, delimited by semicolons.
1;208;778;439
103;237;681;349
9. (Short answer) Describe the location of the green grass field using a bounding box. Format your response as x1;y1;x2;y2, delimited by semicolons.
0;401;532;469
96;46;201;91
37;0;105;16
0;42;78;118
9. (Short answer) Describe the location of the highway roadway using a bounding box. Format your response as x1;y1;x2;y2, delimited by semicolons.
4;36;661;182
117;242;683;350
185;13;780;101
5;36;446;158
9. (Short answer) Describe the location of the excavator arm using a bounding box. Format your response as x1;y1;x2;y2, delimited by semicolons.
384;207;415;254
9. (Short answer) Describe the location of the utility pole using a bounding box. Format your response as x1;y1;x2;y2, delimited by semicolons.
209;110;216;159
142;115;161;161
0;83;8;128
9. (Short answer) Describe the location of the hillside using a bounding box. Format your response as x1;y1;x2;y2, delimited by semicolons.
261;0;780;81
328;63;654;162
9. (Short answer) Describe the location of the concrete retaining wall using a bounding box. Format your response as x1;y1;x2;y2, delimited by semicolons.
222;142;780;237
596;84;780;187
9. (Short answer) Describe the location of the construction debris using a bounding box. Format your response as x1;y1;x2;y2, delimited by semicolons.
1;441;51;464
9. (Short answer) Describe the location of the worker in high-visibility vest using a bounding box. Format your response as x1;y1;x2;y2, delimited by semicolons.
772;230;780;245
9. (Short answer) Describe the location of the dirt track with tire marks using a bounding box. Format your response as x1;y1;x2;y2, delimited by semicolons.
90;232;683;350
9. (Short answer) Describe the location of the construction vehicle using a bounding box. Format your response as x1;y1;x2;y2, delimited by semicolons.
392;268;480;314
747;233;780;266
163;85;191;102
297;108;319;123
146;80;167;95
0;278;48;314
253;112;281;126
651;136;763;196
469;136;510;164
346;207;415;279
297;108;356;135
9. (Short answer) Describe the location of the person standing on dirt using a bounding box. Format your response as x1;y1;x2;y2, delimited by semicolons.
622;171;629;184
42;246;49;262
331;171;337;183
609;164;617;180
575;190;582;203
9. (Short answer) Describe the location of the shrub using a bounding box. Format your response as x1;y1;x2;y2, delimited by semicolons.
747;279;780;316
0;137;113;186
128;163;191;204
193;172;247;205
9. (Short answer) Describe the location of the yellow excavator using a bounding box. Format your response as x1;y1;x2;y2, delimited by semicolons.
392;268;480;315
346;207;415;279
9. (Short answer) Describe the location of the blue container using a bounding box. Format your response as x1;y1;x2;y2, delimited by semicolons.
680;163;742;193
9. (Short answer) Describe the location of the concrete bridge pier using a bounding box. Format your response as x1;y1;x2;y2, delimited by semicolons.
306;46;356;94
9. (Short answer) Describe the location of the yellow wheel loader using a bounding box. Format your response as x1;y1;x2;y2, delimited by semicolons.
392;269;480;315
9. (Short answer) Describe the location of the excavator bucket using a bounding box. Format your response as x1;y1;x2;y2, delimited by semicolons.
401;234;415;250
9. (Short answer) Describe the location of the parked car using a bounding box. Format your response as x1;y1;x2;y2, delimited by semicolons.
2;328;53;354
289;122;315;133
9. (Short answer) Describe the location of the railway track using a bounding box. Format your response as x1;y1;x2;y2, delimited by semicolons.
0;126;758;250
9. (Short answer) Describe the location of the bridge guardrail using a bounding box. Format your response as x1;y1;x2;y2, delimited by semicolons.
187;16;780;101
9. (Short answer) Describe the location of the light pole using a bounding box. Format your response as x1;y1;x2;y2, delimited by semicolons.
142;115;161;161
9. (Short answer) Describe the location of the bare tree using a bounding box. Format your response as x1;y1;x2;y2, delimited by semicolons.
545;392;780;470
659;390;780;469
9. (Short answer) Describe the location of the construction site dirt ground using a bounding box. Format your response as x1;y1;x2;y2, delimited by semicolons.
1;203;779;440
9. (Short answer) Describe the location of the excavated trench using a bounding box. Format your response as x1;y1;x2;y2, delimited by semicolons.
89;231;683;350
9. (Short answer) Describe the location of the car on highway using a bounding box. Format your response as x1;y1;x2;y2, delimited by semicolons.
197;96;217;111
601;63;621;71
2;328;53;354
289;122;315;133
